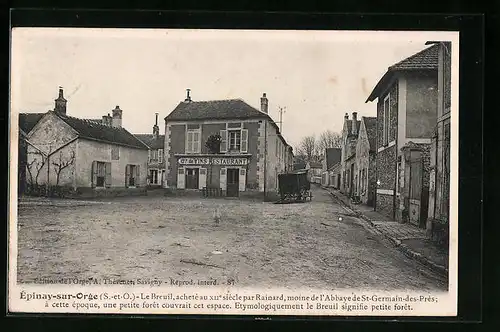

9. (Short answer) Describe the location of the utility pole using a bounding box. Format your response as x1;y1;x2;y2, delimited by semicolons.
276;106;286;132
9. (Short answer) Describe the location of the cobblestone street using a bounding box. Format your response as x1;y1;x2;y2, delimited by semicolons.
17;186;447;291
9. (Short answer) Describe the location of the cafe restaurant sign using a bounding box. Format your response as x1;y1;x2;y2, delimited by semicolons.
178;157;249;166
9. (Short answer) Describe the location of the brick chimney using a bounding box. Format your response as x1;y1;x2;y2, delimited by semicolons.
153;112;159;138
260;93;268;114
344;112;349;121
102;113;112;126
185;88;192;102
54;86;67;115
112;106;122;128
352;112;358;135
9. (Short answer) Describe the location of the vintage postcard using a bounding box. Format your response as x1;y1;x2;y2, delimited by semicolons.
8;28;459;316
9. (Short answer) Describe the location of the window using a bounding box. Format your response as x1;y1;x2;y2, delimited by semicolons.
186;127;201;154
111;146;119;160
221;124;248;153
158;149;163;163
228;130;241;151
150;169;158;185
383;94;391;145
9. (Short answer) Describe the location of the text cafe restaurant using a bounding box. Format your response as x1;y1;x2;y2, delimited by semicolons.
177;156;250;197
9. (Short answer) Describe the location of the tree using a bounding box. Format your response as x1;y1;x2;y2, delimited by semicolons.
205;134;222;154
52;150;75;186
205;134;222;188
295;135;320;164
317;130;342;152
26;149;48;187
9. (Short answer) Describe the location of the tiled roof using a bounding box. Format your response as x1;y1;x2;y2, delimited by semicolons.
325;148;342;169
389;44;439;70
362;117;377;152
166;98;291;148
134;134;165;149
165;99;268;121
366;44;439;102
55;112;148;150
19;113;44;134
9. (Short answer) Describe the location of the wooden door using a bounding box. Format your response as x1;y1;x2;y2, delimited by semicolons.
185;168;199;189
409;151;423;227
226;168;239;197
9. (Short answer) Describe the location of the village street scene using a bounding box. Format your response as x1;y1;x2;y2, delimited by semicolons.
13;29;452;291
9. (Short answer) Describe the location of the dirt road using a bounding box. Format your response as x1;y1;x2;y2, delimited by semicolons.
16;186;447;291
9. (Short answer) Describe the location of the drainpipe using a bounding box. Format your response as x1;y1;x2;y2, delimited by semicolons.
263;120;267;200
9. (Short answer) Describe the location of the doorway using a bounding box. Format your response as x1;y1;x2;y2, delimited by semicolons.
185;168;199;189
226;168;240;197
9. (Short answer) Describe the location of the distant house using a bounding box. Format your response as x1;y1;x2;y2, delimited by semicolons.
307;161;323;184
340;112;361;196
354;116;377;206
135;113;166;188
366;43;439;226
24;88;149;197
321;148;341;188
163;91;293;199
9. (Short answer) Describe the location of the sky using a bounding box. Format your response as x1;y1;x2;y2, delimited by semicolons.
11;28;457;148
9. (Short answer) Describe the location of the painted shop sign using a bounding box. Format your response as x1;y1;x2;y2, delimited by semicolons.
178;157;249;165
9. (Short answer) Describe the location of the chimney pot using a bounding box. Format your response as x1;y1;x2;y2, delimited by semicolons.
352;112;358;134
112;106;123;128
54;86;67;115
260;93;269;114
185;88;192;102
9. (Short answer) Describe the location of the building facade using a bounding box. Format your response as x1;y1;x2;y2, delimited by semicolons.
354;116;377;206
163;92;293;199
366;43;439;226
321;148;342;188
340;112;361;197
427;41;452;246
23;88;148;197
135;113;166;188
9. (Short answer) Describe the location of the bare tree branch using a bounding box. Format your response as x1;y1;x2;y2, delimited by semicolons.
317;130;342;152
52;150;75;186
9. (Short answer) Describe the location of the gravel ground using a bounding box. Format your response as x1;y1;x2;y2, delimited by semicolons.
16;186;447;291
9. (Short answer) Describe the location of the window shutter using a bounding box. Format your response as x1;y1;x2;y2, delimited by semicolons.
91;161;97;188
219;168;227;191
177;167;185;189
241;129;248;153
199;168;207;189
105;162;112;188
194;132;200;153
125;165;130;188
148;150;151;163
186;132;193;153
239;168;246;191
135;165;140;187
220;130;227;153
158;149;163;163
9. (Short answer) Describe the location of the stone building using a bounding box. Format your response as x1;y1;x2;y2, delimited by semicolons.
354;116;377;206
340;112;361;197
135;113;166;188
321;148;341;188
23;88;149;197
426;41;452;246
366;43;439;226
163;91;293;199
